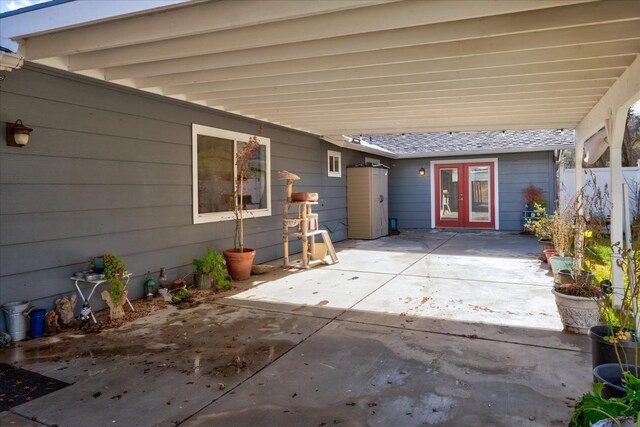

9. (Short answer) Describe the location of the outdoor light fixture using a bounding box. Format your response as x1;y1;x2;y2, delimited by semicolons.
6;119;32;147
419;167;426;176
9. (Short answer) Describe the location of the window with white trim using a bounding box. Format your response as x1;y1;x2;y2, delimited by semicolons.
328;150;342;177
192;124;271;224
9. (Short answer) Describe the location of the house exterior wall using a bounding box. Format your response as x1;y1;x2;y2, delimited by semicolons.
388;151;557;230
0;64;381;329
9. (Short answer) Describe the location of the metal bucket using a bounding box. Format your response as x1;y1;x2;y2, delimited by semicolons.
2;301;32;342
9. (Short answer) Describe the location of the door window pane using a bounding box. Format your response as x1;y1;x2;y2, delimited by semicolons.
469;166;490;222
439;168;459;221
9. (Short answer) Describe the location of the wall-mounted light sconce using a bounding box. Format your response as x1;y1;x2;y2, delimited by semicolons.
6;120;32;147
418;167;426;176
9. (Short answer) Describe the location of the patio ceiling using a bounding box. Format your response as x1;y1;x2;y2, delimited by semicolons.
6;0;640;136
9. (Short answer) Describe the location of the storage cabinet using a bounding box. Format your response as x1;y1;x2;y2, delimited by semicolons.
347;166;389;239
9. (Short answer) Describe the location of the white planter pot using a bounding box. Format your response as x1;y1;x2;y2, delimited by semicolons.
551;288;601;334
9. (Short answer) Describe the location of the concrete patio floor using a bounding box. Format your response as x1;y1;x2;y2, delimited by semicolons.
1;230;592;426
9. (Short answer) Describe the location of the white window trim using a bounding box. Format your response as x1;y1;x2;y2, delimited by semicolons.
327;150;342;177
429;158;499;230
192;124;271;224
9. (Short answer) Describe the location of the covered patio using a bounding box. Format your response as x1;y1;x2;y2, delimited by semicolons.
1;1;640;425
1;0;638;296
1;231;589;426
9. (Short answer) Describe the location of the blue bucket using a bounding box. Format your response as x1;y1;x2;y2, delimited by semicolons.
30;309;46;339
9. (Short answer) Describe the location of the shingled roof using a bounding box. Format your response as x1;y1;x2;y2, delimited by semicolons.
349;129;575;157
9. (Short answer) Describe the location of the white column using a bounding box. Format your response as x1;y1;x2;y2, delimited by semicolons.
609;110;627;306
574;137;584;195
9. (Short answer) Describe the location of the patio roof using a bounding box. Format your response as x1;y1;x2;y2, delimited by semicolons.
1;0;639;139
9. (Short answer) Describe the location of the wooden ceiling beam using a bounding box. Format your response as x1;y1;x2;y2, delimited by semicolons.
179;57;630;100
133;39;640;89
23;0;396;59
64;0;612;70
103;19;640;81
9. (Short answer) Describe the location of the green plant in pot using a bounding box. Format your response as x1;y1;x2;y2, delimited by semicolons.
223;128;263;281
193;249;232;291
548;201;575;278
571;243;640;425
531;204;554;260
589;242;640;391
99;253;128;320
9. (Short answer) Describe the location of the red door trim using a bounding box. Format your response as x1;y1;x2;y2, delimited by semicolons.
434;162;495;229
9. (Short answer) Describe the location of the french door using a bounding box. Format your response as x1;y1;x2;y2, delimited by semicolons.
434;162;495;229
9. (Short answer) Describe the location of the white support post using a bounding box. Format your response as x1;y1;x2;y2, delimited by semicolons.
574;137;584;196
609;110;628;306
557;160;565;211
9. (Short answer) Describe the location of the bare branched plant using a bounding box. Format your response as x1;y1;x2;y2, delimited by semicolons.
229;124;263;252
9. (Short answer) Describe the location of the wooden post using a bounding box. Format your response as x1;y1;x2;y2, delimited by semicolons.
283;203;289;266
301;202;308;267
286;180;293;202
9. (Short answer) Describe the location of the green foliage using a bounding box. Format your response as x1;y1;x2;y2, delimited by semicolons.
172;288;191;304
102;254;126;303
193;249;231;291
570;372;640;426
585;245;612;267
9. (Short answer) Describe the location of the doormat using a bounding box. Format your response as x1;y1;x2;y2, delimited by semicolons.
0;363;70;411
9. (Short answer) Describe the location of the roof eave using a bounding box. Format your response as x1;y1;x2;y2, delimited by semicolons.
396;144;574;159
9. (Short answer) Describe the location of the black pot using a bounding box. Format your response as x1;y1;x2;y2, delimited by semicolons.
593;364;640;399
557;269;594;285
589;325;640;369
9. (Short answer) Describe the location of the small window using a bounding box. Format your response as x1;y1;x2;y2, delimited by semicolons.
365;157;381;165
192;124;271;224
328;150;342;177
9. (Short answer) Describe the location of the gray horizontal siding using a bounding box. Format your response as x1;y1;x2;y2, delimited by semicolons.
0;64;386;329
388;152;556;231
387;159;430;229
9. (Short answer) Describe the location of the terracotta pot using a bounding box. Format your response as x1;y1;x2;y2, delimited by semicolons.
537;239;554;259
543;249;559;267
223;248;256;281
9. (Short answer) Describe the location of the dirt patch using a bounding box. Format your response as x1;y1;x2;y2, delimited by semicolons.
4;301;301;385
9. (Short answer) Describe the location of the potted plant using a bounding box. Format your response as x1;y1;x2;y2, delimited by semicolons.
570;179;640;423
548;202;575;278
223;129;262;280
99;253;128;320
193;249;232;291
589;242;640;371
522;184;546;210
551;185;606;334
570;370;640;426
530;203;554;260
